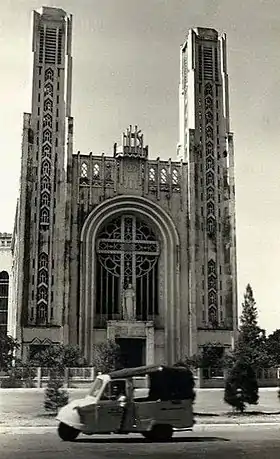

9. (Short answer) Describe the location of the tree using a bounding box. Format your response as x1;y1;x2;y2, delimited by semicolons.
44;373;69;414
92;340;121;374
0;331;18;371
181;342;225;377
31;344;85;374
198;343;224;373
226;284;268;371
62;344;87;367
224;360;259;413
265;330;280;367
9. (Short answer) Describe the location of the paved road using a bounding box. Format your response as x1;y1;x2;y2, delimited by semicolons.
1;425;280;459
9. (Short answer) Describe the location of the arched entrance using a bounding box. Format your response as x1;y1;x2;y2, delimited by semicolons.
80;196;181;365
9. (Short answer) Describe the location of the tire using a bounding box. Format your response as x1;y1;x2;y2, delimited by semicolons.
143;424;173;442
58;422;80;441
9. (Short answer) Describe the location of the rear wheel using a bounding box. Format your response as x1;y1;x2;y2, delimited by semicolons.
142;424;173;442
58;422;80;441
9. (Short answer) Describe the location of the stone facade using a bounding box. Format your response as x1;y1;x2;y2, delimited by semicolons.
12;9;238;366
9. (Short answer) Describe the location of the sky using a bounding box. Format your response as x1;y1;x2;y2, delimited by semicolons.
0;0;280;334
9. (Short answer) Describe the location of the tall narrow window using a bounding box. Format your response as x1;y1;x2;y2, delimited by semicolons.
43;129;52;143
149;167;156;183
43;114;52;128
93;163;100;179
45;68;54;81
41;160;51;176
0;271;9;336
81;162;88;178
172;169;179;186
160;168;167;184
44;99;53;112
39;252;48;269
40;208;50;225
44;83;53;97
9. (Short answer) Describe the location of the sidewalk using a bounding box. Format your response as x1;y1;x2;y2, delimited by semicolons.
1;411;280;428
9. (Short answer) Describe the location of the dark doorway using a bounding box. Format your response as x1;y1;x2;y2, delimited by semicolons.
116;338;146;368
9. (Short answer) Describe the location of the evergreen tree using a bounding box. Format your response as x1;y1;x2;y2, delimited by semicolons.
224;360;259;413
44;371;69;414
226;284;268;370
265;329;280;367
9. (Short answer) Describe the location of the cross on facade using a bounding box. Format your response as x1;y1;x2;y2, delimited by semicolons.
96;215;159;289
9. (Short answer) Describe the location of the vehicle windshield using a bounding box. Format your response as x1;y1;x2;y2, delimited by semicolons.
88;377;103;397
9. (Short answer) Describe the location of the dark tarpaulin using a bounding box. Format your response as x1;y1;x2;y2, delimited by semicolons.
109;364;195;401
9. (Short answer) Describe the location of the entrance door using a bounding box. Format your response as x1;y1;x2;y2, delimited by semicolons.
116;338;146;368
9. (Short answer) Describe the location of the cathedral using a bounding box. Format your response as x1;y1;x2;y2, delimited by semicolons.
11;7;238;366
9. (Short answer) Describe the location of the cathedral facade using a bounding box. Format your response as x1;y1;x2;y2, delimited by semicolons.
11;7;238;366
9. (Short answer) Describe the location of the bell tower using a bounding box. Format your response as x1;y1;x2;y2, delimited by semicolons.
15;7;73;355
179;28;238;354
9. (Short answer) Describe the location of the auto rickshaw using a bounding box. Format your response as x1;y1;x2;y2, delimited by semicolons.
57;364;195;442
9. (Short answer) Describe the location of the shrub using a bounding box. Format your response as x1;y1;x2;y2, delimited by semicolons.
0;376;23;388
224;360;259;413
92;340;121;374
44;372;69;414
31;344;86;373
0;332;19;371
3;362;37;388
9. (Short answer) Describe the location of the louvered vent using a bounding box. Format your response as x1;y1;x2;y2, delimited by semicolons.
198;45;202;80
45;28;57;64
57;29;62;65
203;47;213;80
39;27;44;63
214;47;219;82
183;54;188;87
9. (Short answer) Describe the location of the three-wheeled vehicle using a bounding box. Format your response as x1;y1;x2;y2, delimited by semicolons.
57;364;195;442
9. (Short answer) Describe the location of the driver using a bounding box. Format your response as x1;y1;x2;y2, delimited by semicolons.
111;381;126;399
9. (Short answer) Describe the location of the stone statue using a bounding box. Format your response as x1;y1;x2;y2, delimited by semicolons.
122;284;136;321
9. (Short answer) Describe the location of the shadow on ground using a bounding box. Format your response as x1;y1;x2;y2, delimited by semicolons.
227;411;280;417
195;411;280;417
74;436;230;444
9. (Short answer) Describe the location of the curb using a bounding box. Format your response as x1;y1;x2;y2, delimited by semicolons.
1;420;280;429
1;423;280;435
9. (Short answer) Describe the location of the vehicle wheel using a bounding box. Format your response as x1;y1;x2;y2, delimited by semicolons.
145;424;173;442
58;422;80;441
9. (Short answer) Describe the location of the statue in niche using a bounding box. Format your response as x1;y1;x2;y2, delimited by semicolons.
122;284;136;321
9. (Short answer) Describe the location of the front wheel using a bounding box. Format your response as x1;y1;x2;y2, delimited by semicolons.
58;422;80;441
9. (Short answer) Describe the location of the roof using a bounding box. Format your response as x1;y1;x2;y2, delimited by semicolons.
109;364;192;379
